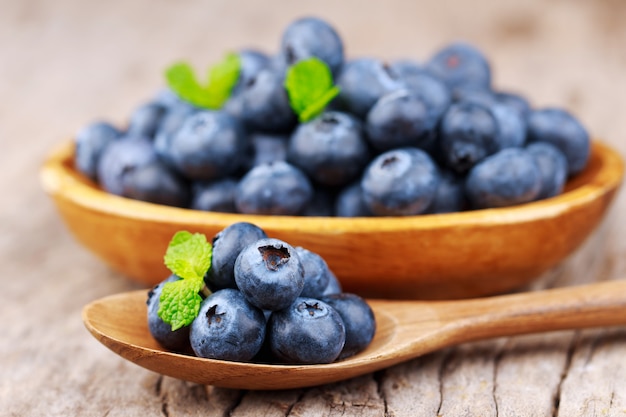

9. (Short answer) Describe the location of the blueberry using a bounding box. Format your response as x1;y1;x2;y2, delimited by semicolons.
301;188;336;217
465;148;542;209
439;101;499;174
190;289;266;361
146;275;191;353
74;121;122;181
455;92;527;150
268;297;345;364
206;222;268;291
451;84;495;105
335;182;373;217
336;58;402;119
288;111;370;186
322;270;343;295
97;135;158;196
221;92;246;120
250;133;289;166
166;110;248;181
279;16;344;77
365;89;437;152
398;70;452;125
233;49;271;94
526;142;568;200
389;59;424;79
361;147;440;216
425;169;466;214
294;247;331;298
426;42;492;91
120;160;190;207
190;178;238;213
235;161;313;215
154;101;198;167
489;102;527;149
234;238;305;311
321;293;376;359
127;101;167;139
238;68;297;133
526;108;590;176
494;90;531;118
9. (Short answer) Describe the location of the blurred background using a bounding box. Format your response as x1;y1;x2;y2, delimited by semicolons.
3;0;625;138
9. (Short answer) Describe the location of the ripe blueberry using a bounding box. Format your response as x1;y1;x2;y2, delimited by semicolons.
361;147;440;216
74;121;121;181
190;289;266;361
268;297;346;364
207;222;268;291
235;161;313;215
234;238;305;310
465;148;542;209
321;293;376;359
167;110;248;181
288;111;369;186
527;108;590;176
146;275;191;353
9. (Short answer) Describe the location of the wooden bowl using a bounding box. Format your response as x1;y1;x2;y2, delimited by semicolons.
40;140;624;299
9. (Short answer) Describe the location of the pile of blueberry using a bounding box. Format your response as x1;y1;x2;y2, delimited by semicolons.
147;222;376;364
75;16;590;216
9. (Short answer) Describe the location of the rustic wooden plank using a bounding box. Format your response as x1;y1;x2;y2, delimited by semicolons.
556;328;626;417
380;351;450;416
493;332;576;417
231;389;303;416
287;375;386;416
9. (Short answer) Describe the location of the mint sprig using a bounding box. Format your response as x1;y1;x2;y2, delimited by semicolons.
165;53;241;109
284;57;340;123
158;231;212;331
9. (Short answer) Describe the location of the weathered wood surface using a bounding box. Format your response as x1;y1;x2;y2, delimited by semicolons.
2;0;626;415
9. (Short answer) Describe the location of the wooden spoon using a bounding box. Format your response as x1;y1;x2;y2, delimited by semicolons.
83;280;626;390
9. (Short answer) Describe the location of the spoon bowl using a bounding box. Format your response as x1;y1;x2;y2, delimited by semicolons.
44;140;623;299
83;280;626;390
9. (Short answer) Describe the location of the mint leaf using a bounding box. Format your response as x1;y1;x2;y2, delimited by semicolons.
163;231;212;281
158;231;213;330
165;62;211;108
157;278;204;330
299;86;341;122
164;53;241;109
284;57;340;122
204;52;241;109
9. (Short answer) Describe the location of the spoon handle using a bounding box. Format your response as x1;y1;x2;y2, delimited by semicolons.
439;279;626;344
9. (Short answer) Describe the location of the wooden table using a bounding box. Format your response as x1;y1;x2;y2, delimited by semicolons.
3;0;626;415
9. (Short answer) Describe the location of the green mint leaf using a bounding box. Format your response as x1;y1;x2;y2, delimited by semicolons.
204;52;241;109
299;86;340;122
157;278;204;330
158;231;213;330
165;62;212;108
284;57;340;122
164;54;241;109
163;231;212;281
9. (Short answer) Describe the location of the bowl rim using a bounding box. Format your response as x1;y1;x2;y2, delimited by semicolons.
40;139;624;233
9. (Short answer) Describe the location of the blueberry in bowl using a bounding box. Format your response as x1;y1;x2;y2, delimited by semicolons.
40;16;624;299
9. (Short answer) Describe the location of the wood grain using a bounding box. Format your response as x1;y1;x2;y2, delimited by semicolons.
3;0;626;415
